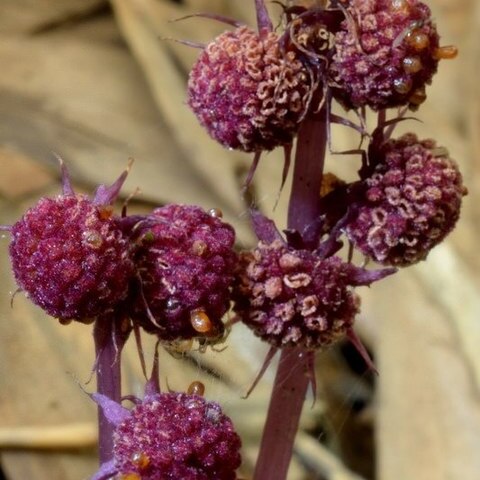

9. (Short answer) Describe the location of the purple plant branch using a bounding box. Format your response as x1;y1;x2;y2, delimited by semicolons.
255;0;273;33
253;348;311;480
144;341;161;399
169;12;244;28
279;143;293;198
93;316;129;464
242;151;262;193
253;110;327;480
287;111;327;232
163;38;206;49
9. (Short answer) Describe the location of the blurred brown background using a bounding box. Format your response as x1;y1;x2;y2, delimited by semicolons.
0;1;479;479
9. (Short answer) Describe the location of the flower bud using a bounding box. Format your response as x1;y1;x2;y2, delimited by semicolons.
188;26;311;152
9;188;133;322
233;240;363;349
330;0;442;110
131;204;237;340
346;133;467;265
113;393;241;479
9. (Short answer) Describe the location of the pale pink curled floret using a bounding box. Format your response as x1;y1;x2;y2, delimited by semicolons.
9;195;134;322
346;133;467;266
330;0;441;110
188;26;311;152
233;240;361;349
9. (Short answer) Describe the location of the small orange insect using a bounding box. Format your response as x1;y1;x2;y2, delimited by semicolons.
131;451;150;470
187;381;206;396
190;309;213;334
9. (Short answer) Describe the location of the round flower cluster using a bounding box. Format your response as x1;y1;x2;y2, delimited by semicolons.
233;240;360;349
131;204;237;340
112;392;242;480
9;195;133;322
330;0;441;110
6;163;238;339
188;26;312;152
346;133;467;266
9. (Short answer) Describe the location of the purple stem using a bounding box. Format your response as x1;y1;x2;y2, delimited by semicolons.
287;111;327;231
253;110;327;480
93;317;125;464
255;0;273;33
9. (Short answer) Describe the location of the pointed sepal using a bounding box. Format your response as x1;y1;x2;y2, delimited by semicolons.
91;393;130;426
53;153;75;196
90;460;117;480
144;341;161;399
346;328;378;375
94;158;133;206
347;265;397;286
250;209;285;244
243;346;278;399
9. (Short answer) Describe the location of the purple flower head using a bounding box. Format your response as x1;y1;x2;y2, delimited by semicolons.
8;161;134;323
131;204;237;341
330;0;444;110
346;133;467;266
233;238;392;349
188;25;312;152
92;388;242;480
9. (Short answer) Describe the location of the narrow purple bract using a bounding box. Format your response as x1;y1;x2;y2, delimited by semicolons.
132;204;237;340
112;393;242;480
346;133;467;266
188;26;311;152
9;195;133;322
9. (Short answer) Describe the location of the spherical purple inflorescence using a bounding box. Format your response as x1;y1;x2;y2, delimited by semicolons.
132;204;237;340
112;392;242;480
188;26;312;152
346;133;467;266
9;195;133;322
232;240;360;349
330;0;441;110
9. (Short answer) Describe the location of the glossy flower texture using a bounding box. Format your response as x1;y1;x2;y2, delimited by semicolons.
346;133;467;266
91;390;242;480
7;162;134;323
188;25;311;152
330;0;452;110
131;204;237;341
233;239;392;349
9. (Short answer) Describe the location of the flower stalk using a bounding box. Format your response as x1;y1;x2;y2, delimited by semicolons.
254;108;328;480
93;316;126;464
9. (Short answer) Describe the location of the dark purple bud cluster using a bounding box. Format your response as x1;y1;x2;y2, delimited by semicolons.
6;165;237;341
330;0;441;110
346;133;467;266
233;239;391;349
112;393;241;480
130;204;237;340
187;0;460;152
188;26;312;152
9;194;133;323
